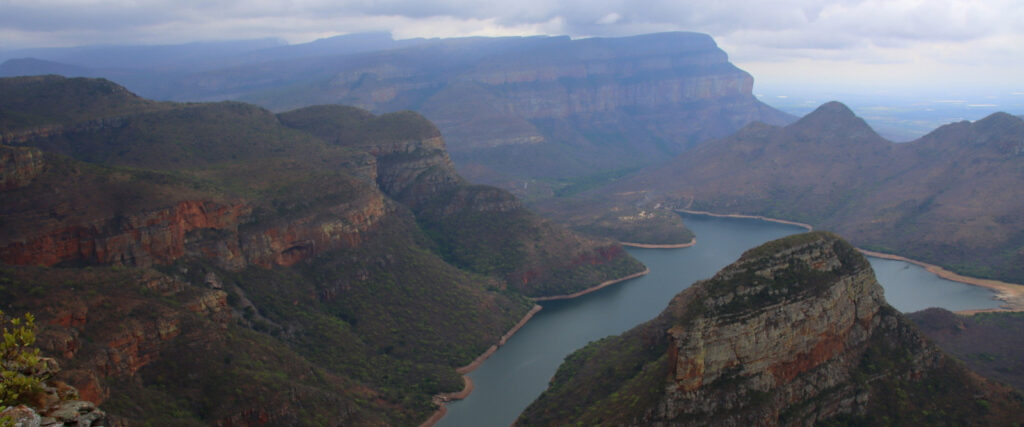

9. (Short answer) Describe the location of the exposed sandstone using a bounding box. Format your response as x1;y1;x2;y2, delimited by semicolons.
0;145;46;190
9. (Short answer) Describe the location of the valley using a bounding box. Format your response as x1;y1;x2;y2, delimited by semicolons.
3;29;1024;427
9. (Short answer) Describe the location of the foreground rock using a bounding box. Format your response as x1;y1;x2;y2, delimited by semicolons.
1;358;113;427
519;232;1024;425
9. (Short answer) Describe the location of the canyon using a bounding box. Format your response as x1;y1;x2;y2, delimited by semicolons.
0;75;642;425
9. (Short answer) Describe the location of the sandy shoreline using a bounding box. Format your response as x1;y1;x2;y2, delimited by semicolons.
620;238;696;249
678;209;814;231
858;249;1024;314
420;267;652;426
531;268;651;302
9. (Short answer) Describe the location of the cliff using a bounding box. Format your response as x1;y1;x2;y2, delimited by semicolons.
519;232;1024;426
2;33;795;195
0;76;643;425
606;101;1024;283
278;104;645;297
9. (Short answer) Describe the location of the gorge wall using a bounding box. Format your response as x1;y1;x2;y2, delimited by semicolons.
0;75;643;425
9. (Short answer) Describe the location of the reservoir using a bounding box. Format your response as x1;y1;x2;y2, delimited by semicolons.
437;213;1002;426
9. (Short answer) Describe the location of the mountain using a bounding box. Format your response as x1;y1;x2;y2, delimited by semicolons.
908;308;1024;392
1;32;794;195
0;75;643;425
519;232;1024;425
606;101;1024;283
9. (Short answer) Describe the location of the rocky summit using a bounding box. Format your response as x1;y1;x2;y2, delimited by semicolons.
518;232;1024;426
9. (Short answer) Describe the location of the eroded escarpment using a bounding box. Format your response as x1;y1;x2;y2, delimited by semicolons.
519;232;1024;426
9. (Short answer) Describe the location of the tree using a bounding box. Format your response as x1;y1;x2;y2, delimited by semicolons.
0;309;43;408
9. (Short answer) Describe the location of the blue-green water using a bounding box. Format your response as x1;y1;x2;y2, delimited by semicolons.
437;214;1001;426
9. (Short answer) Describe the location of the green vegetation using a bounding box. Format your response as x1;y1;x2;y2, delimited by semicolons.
552;167;641;198
0;310;43;408
1;76;648;425
518;313;672;426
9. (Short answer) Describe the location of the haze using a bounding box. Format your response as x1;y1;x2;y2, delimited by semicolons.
3;0;1022;138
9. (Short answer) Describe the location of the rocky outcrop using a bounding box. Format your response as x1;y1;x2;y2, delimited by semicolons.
519;232;1024;426
0;357;112;427
1;200;250;268
0;145;45;190
652;233;917;424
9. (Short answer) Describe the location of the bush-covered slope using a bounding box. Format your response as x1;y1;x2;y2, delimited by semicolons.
598;101;1024;283
0;76;644;424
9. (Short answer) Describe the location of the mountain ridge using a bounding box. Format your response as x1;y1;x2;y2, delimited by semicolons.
1;32;796;197
585;101;1024;284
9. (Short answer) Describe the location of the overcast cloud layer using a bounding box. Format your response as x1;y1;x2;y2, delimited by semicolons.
2;0;1022;97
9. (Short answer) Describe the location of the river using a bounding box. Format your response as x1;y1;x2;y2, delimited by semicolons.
436;213;1001;426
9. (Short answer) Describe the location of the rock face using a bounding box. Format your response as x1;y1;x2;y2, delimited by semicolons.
612;101;1024;283
0;357;113;427
0;145;45;190
519;232;1024;426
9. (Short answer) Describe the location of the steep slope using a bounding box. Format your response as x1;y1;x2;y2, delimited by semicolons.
0;76;642;424
277;104;643;297
519;232;1024;426
608;102;1024;282
908;308;1024;392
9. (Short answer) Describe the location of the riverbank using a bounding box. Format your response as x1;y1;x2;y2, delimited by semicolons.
421;304;542;427
531;268;651;302
420;266;654;426
620;238;696;249
677;209;814;231
859;249;1024;314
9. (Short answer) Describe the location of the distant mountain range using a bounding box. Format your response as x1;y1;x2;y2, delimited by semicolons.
574;101;1024;284
0;32;794;194
0;75;642;425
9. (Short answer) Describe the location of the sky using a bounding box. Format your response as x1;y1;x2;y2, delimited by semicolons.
2;0;1023;109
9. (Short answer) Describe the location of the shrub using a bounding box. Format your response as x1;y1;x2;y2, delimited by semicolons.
0;310;44;408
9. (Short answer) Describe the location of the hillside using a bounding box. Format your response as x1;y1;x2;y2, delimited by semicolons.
519;232;1024;425
1;32;795;196
596;101;1024;283
0;75;642;425
908;308;1024;392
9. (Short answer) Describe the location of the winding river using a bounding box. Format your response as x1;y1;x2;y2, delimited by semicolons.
436;213;1002;426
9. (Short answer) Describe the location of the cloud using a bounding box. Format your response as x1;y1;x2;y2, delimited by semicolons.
1;0;1022;95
